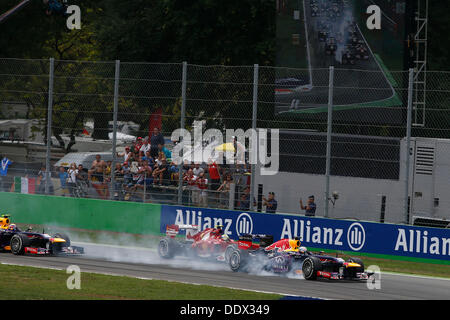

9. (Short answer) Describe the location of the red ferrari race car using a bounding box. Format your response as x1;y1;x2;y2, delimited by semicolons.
158;224;239;262
226;234;374;281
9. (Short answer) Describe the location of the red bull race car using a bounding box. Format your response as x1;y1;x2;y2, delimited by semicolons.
226;234;373;281
0;215;84;256
158;224;237;261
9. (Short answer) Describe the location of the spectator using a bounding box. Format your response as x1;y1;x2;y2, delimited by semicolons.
140;138;151;156
122;162;132;186
117;146;132;163
0;155;13;192
67;163;78;196
124;161;139;201
58;166;69;197
207;159;221;191
134;137;144;153
262;192;277;213
88;154;106;182
183;168;198;205
196;172;209;207
142;151;154;168
237;193;250;210
300;195;317;217
182;160;190;174
37;166;54;194
153;158;169;186
76;164;88;184
113;163;124;199
141;160;153;185
158;143;171;160
104;161;112;182
236;186;255;211
193;163;204;177
217;174;233;208
155;152;166;166
168;160;179;185
150;127;165;158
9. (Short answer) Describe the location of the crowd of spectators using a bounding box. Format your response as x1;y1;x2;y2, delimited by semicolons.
54;128;253;207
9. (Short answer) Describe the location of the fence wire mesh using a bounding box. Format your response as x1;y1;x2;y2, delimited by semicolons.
1;58;450;227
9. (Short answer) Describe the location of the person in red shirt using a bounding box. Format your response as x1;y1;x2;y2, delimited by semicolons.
207;159;221;191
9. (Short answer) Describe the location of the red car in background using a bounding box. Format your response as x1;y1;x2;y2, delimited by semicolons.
158;224;236;261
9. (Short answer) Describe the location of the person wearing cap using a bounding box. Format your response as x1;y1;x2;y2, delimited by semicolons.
262;192;277;213
139;138;151;156
300;195;316;217
135;137;144;152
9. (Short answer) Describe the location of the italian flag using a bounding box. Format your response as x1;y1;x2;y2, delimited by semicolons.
14;177;36;194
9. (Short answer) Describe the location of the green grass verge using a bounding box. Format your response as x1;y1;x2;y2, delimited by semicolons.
0;264;282;300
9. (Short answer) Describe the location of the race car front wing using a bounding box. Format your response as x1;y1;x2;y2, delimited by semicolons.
24;245;85;255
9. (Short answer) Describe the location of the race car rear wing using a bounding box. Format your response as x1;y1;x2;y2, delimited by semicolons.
166;224;199;240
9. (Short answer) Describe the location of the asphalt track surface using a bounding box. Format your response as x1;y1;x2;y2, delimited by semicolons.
1;242;450;300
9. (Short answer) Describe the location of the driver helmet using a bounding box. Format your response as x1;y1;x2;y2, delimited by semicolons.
299;246;307;254
221;234;230;241
215;225;223;234
8;224;17;231
289;239;300;251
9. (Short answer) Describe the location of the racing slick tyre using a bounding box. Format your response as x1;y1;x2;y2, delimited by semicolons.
347;257;365;274
158;238;178;259
51;233;71;254
302;256;322;280
10;234;30;255
224;244;237;263
228;249;249;272
53;233;71;247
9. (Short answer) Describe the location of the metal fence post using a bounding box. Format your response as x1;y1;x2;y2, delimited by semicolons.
324;66;334;218
178;61;187;205
404;68;414;224
45;58;55;194
110;60;120;200
250;64;259;211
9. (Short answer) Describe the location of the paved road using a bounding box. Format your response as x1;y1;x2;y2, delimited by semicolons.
1;242;449;300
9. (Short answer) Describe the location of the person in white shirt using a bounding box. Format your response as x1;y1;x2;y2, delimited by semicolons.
139;139;151;156
67;163;78;196
192;163;204;177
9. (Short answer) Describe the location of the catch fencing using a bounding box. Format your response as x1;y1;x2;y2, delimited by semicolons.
1;57;450;227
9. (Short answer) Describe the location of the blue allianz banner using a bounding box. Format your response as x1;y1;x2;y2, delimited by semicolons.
160;205;450;261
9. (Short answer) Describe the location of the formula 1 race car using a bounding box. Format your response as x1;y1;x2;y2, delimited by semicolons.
226;234;373;281
0;215;84;256
158;224;237;261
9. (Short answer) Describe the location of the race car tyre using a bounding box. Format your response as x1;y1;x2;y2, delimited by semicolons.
10;234;30;255
348;257;365;273
229;249;248;272
51;233;71;254
224;244;237;263
53;233;71;247
302;256;322;280
158;238;177;259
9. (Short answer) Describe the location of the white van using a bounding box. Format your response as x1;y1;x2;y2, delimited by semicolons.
54;152;114;169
